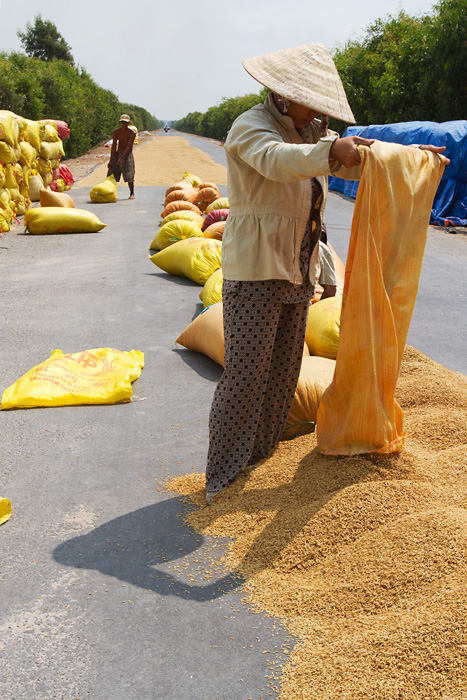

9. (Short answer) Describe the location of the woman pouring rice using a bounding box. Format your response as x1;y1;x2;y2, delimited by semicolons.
205;43;445;505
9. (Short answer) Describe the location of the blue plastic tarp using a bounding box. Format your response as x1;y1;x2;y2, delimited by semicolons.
328;120;467;226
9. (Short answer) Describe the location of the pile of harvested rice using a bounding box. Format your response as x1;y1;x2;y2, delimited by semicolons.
169;346;467;699
74;135;228;189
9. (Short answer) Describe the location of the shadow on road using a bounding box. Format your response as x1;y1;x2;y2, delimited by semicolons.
53;497;241;601
143;271;199;287
172;347;222;382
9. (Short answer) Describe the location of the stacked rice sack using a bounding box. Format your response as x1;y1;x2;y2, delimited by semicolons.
149;171;229;303
0;111;70;232
0;111;30;229
37;120;69;193
156;172;346;440
24;188;106;235
90;175;118;203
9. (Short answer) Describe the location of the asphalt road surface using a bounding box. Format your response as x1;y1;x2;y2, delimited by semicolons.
0;131;465;700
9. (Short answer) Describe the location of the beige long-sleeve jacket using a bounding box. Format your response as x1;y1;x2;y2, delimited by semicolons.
222;92;359;284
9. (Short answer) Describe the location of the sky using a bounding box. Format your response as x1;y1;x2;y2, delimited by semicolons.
1;0;439;122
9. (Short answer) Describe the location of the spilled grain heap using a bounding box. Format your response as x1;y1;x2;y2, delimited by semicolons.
169;346;467;699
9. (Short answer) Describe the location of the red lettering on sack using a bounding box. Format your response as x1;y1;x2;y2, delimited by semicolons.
63;352;98;369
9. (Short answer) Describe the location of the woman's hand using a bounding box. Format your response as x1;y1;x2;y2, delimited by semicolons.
419;144;450;163
419;144;446;153
329;136;375;167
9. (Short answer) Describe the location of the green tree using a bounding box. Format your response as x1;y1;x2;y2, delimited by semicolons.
173;89;267;140
422;0;467;121
17;14;74;64
333;11;432;126
0;51;161;157
0;52;45;118
333;0;467;126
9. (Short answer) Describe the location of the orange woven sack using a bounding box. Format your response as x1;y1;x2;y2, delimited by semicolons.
176;302;310;368
317;141;447;455
188;186;220;212
164;189;192;206
203;221;225;240
160;201;203;218
283;356;336;440
165;180;193;197
39;189;74;208
196;182;220;196
176;302;225;366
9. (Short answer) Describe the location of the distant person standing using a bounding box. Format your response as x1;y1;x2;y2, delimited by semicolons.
107;114;136;199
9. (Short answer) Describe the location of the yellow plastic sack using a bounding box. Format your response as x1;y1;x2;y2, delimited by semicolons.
55;178;68;192
0;110;19;147
150;220;203;251
4;164;17;190
39;140;63;161
183;171;203;187
24;207;106;234
204;197;229;213
39;157;52;177
23;119;41;152
39;122;60;143
20;185;30;202
1;348;144;409
12;162;23;185
0;187;11;210
19;141;38;168
305;296;342;359
24;119;41;151
39;189;74;208
160;210;205;229
42;172;53;188
0;140;21;165
199;267;223;307
15;114;28;136
0;209;10;232
0;497;12;525
20;166;29;187
149;237;222;285
15;195;27;216
22;162;32;180
28;174;45;202
283;356;336;439
176;302;225;366
90;175;118;203
317;141;447;456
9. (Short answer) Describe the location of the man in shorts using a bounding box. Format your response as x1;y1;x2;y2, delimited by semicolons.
107;114;136;199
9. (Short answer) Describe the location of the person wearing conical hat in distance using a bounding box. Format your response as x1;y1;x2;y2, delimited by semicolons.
204;44;446;506
107;114;136;199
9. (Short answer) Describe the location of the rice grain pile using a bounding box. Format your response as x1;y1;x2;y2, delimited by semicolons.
169;346;467;699
74;135;227;189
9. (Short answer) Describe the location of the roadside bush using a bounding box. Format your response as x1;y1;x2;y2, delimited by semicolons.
333;0;467;127
174;0;466;138
173;90;268;141
0;51;162;157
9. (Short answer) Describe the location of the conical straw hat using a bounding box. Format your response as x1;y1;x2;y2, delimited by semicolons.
243;44;355;124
